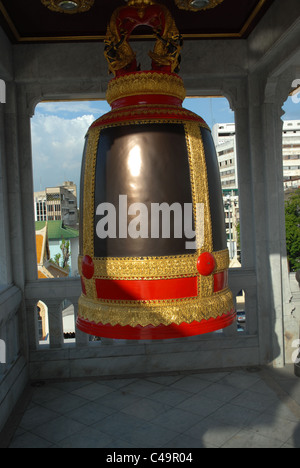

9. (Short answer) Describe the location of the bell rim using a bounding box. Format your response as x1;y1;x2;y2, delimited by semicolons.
76;308;236;339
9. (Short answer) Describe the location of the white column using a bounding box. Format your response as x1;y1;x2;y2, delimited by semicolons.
0;104;12;286
246;73;291;367
16;84;38;282
48;301;64;349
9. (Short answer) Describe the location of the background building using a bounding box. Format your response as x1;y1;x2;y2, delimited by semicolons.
35;220;79;277
213;120;300;261
35;224;69;279
212;123;238;190
34;181;78;226
282;120;300;189
212;123;239;260
213;120;300;191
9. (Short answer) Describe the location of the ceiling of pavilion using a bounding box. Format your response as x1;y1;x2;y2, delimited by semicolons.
0;0;275;43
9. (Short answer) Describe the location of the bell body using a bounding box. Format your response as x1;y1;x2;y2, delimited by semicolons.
77;72;235;339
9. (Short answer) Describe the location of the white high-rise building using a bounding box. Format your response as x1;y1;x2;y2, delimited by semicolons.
213;120;300;191
212;120;300;260
212;123;239;259
282;120;300;188
212;123;238;190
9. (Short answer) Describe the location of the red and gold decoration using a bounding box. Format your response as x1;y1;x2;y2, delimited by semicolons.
104;0;182;76
41;0;94;14
76;0;235;340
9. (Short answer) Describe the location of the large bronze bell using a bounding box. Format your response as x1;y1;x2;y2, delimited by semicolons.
76;0;235;339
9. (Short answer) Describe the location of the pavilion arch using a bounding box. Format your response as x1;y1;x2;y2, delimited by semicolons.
1;0;300;439
59;299;76;342
36;300;49;345
22;74;284;364
1;13;298;379
265;67;300;367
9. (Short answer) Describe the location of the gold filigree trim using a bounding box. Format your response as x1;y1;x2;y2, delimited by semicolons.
82;127;101;258
106;72;186;105
78;249;229;280
82;295;199;307
184;122;213;297
184;122;213;254
79;254;196;279
214;249;229;271
78;288;234;327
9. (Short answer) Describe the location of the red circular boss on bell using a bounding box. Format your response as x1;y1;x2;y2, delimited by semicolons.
197;252;216;276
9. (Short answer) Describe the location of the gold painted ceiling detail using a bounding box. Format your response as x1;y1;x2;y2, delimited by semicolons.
41;0;94;14
174;0;224;12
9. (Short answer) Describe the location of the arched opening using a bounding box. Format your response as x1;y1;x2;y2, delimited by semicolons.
36;300;49;346
236;289;246;333
31;96;241;273
60;299;76;343
30;96;240;340
280;86;300;365
184;97;241;266
31;100;111;279
282;95;300;273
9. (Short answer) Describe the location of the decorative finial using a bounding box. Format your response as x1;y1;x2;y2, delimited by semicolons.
104;2;182;77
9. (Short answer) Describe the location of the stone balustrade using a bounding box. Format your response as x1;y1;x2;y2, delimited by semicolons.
23;268;260;380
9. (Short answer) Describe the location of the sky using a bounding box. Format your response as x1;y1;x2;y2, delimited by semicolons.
31;95;300;196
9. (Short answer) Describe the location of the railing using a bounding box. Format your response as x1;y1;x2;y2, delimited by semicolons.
0;285;22;379
24;268;260;380
0;285;28;432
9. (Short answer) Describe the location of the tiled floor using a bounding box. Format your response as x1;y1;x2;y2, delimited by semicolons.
3;365;300;448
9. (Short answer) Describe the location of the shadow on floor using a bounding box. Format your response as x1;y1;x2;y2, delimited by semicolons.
1;365;299;449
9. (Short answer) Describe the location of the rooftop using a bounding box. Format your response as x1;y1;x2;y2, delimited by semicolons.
35;221;79;240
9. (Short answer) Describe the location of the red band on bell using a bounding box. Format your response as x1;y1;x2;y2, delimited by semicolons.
111;94;183;109
95;277;198;301
213;271;228;293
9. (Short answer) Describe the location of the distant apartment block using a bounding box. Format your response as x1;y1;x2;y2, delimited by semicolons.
282;120;300;189
34;181;78;226
212;120;300;260
212;123;238;190
212;123;239;259
213;120;300;191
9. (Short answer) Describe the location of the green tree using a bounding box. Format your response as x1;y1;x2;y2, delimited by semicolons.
51;240;70;271
285;188;300;272
54;253;61;266
60;239;70;271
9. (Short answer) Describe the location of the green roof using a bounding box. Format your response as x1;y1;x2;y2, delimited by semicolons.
35;221;79;240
